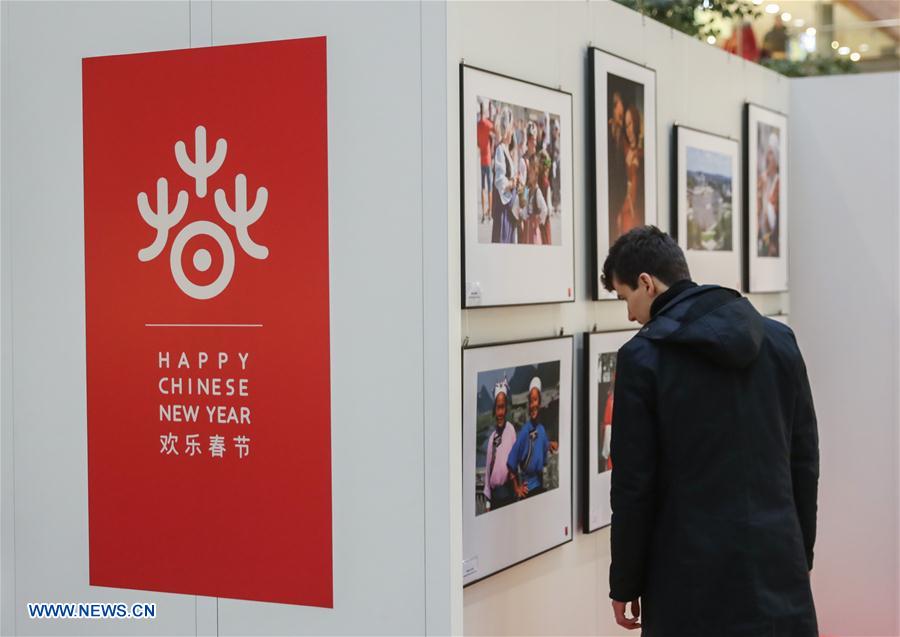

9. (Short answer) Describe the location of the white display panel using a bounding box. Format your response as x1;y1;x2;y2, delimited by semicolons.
462;337;573;585
461;65;575;308
674;125;742;290
3;3;200;636
210;2;431;634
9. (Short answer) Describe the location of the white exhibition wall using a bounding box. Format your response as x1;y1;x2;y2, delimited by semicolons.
790;72;900;637
1;1;457;636
2;2;899;637
447;2;788;635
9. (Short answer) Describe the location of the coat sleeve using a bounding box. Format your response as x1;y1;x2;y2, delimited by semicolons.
791;351;819;570
609;342;658;602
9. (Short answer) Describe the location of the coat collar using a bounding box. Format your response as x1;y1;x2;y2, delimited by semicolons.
638;284;731;341
650;279;697;318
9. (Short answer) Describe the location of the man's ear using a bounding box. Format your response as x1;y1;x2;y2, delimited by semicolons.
638;272;654;294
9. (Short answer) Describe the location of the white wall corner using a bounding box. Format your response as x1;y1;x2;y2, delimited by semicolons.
421;1;463;635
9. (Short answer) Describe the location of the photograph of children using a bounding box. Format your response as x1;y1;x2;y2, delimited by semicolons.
474;361;561;515
597;352;617;474
606;73;645;246
686;146;734;252
475;96;563;247
756;121;781;258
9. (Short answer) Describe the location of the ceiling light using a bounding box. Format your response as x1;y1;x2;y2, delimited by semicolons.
781;12;792;21
801;33;816;53
707;35;717;44
831;40;840;49
806;27;817;36
766;4;781;14
850;52;861;61
753;0;764;5
838;46;850;55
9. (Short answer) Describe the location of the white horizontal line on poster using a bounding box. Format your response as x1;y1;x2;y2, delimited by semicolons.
144;323;263;328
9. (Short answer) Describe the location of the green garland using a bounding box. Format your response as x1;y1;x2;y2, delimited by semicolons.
759;55;859;77
615;0;859;76
616;0;761;39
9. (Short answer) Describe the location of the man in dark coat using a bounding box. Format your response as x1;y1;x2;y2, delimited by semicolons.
602;226;819;636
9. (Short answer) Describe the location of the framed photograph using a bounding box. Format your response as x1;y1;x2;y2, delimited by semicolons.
460;64;575;308
745;103;789;292
583;329;636;533
462;336;573;584
590;48;658;300
672;125;742;290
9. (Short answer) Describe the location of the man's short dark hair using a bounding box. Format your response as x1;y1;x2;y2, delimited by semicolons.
601;226;691;292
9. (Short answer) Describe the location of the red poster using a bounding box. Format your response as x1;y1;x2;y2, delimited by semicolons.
82;38;332;607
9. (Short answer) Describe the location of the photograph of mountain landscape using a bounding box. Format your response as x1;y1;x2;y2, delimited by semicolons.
686;145;734;252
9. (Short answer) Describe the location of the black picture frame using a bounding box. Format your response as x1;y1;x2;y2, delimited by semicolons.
459;64;576;309
588;48;659;300
743;102;789;293
582;329;637;534
671;124;743;291
461;334;574;585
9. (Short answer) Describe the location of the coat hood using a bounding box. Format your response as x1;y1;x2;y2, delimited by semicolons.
637;285;765;369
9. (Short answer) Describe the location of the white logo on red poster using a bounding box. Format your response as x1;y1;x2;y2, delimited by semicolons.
137;124;269;300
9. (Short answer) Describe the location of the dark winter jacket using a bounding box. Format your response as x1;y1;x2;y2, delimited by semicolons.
609;283;819;637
